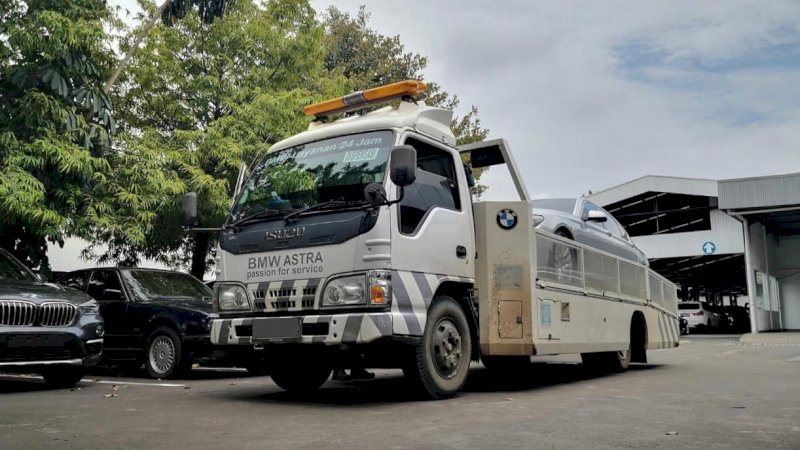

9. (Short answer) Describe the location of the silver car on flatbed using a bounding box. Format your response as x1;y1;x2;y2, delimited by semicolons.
532;198;648;265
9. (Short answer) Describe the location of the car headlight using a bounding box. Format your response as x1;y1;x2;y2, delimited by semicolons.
78;299;99;314
533;214;545;227
322;274;366;307
215;284;251;312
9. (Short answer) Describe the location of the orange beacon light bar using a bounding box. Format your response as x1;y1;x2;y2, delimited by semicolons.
303;80;427;118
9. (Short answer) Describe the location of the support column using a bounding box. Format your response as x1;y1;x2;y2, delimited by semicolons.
741;216;759;334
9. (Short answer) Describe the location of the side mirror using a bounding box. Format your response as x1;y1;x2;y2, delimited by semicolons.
585;210;608;222
182;192;198;227
390;145;417;187
102;289;124;301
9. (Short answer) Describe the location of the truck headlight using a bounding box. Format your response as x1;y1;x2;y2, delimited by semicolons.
215;284;251;312
322;275;366;307
78;299;100;314
368;270;391;306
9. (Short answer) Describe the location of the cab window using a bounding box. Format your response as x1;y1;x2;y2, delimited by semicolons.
398;137;461;234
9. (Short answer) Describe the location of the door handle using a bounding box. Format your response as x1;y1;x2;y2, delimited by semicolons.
456;246;467;259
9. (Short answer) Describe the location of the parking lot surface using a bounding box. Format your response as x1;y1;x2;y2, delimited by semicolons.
1;335;798;450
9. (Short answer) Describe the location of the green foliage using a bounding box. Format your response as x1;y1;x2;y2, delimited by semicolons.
0;0;115;272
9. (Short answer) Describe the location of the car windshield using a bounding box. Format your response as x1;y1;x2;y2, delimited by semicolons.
532;198;576;214
122;270;212;302
231;130;394;222
678;303;700;310
0;249;36;281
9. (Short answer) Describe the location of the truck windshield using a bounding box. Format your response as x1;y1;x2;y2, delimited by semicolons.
232;130;394;222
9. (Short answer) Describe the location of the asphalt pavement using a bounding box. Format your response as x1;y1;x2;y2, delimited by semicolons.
1;334;798;450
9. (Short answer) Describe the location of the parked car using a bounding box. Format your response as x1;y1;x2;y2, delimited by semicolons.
678;301;720;330
58;267;230;379
532;198;648;265
0;248;104;387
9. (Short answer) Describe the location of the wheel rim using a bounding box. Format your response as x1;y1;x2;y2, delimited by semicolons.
430;318;463;379
149;336;175;375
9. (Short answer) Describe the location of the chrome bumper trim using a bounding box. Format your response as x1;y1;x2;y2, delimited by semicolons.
0;358;83;367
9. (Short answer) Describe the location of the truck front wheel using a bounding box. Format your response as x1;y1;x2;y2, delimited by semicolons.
403;296;472;400
270;360;332;394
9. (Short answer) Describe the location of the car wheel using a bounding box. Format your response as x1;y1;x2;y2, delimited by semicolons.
41;366;85;388
403;296;472;400
145;326;186;379
553;230;578;280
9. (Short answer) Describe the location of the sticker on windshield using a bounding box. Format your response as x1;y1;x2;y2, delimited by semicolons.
342;148;381;163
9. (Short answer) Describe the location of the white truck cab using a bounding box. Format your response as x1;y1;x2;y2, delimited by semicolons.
185;80;680;399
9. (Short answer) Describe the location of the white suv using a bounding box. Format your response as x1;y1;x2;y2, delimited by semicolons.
678;302;720;331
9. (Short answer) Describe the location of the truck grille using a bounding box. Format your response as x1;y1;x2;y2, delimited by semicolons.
251;279;319;312
0;300;37;326
39;302;78;327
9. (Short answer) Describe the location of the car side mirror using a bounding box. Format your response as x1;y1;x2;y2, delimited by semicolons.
182;192;198;227
585;210;608;222
390;145;417;187
464;164;476;188
103;289;124;301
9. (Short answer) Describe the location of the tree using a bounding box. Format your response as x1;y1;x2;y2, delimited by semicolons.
105;0;236;92
0;0;116;273
101;0;331;278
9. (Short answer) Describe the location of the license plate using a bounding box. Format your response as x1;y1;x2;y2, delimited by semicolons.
252;318;302;341
6;334;68;347
680;313;690;317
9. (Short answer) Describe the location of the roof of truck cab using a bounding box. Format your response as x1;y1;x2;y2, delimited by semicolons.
268;101;456;153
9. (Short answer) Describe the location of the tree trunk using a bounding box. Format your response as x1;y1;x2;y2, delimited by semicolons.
104;0;171;93
190;233;209;280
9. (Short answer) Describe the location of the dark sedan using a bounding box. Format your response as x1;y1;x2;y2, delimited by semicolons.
0;248;104;387
58;267;224;379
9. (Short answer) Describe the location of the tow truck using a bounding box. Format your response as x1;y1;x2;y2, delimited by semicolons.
183;80;680;399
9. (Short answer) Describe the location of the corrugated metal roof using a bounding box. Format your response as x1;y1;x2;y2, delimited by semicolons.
589;175;718;206
719;172;800;210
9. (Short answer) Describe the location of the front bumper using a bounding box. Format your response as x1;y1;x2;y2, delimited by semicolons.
211;312;393;346
0;315;104;369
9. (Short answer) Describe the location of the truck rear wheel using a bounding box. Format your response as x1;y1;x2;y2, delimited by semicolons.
403;296;472;400
581;346;631;373
270;361;332;394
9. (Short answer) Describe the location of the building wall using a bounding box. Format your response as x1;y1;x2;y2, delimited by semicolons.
632;210;744;259
746;222;784;331
775;236;800;330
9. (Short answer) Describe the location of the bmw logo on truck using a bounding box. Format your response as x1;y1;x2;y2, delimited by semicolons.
497;209;517;230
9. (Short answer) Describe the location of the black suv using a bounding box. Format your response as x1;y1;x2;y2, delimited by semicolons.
58;267;229;379
0;248;104;387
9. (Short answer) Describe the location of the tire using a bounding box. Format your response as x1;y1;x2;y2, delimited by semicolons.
581;345;631;374
270;361;332;393
403;296;472;400
553;230;579;283
145;326;187;379
42;366;85;388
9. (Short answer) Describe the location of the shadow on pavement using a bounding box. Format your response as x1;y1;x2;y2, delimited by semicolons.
218;362;662;406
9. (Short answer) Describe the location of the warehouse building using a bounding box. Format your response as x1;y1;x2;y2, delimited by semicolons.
590;172;800;333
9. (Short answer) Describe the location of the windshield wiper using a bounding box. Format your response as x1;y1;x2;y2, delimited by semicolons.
228;209;292;229
283;200;369;225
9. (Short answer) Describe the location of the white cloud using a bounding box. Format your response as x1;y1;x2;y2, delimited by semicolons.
310;0;800;199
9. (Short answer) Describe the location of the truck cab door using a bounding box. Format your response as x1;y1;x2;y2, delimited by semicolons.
390;134;474;279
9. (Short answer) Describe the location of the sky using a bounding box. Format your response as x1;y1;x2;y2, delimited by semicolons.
111;0;800;201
